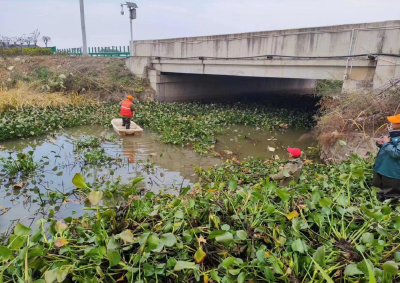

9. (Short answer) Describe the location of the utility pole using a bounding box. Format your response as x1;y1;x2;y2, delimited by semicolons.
79;0;88;55
121;2;138;56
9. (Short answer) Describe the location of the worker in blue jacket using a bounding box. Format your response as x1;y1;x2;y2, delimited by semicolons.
373;114;400;201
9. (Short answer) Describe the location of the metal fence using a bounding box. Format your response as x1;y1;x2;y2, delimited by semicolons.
56;46;130;57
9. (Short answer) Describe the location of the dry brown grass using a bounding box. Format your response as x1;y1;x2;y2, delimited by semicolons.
0;83;96;111
314;87;400;146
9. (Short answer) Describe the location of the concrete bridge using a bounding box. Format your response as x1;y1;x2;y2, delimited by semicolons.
126;20;400;101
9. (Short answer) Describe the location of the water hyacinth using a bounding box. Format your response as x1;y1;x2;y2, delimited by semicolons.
134;102;314;153
1;155;400;282
1;101;313;154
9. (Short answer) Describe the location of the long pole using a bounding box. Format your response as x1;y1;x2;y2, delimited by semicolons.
130;17;133;44
79;0;88;55
129;11;134;56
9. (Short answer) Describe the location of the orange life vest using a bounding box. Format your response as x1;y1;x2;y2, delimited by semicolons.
120;99;133;117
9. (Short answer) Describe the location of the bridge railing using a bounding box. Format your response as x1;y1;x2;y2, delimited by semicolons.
56;46;130;57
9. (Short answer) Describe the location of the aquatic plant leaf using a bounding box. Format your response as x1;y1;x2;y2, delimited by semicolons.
237;272;247;283
44;268;58;283
236;230;247;240
208;230;226;239
358;258;377;283
264;267;275;280
228;179;237;190
88;190;103;206
54;238;68;248
221;257;235;269
119;230;134;243
167;257;177;268
56;266;71;283
72;173;88;188
313;246;325;267
319;198;332;208
229;269;241;276
381;206;392;215
221;224;230;231
215;232;233;246
180;186;191;196
361;205;383;221
382;261;398;276
174;210;184;219
55;221;68;234
108;250;121;267
147;235;160;251
131;177;145;186
311;190;321;204
194;247;206;263
310;256;334;283
286;210;299;220
143;263;155;277
14;223;31;236
0;246;12;260
394;252;400;262
31;228;43;243
291;239;306;253
210;270;221;282
276;188;290;202
160;233;177;247
173;261;196;271
344;264;363;276
9;235;24;250
361;233;374;244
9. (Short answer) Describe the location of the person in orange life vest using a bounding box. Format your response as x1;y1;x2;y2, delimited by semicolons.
120;95;136;129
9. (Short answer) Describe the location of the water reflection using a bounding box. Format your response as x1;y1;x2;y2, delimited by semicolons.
0;124;311;233
0;126;221;232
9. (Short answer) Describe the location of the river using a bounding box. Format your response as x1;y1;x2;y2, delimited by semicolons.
0;125;311;233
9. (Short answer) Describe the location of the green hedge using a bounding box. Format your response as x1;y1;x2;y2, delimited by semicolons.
0;47;53;56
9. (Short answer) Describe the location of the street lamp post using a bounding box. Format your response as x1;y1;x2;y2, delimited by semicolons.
79;0;88;55
121;2;138;55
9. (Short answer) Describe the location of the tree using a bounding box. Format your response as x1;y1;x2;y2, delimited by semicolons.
42;36;51;47
24;35;33;47
31;29;40;46
10;36;18;46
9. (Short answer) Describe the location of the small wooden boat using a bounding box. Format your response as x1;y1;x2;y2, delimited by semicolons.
111;118;143;136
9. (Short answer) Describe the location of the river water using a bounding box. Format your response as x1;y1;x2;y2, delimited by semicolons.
0;125;310;233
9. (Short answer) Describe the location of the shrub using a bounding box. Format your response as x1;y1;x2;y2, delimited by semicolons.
0;47;53;56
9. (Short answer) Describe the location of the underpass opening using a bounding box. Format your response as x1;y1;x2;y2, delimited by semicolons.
155;72;317;103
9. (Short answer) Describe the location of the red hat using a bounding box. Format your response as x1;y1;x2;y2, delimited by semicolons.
287;147;301;158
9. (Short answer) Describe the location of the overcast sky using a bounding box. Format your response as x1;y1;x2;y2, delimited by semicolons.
1;0;399;48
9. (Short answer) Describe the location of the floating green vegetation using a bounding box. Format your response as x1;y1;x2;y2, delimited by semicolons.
135;102;314;153
0;103;119;141
0;101;313;156
82;148;114;165
3;155;400;282
0;151;39;176
74;136;102;149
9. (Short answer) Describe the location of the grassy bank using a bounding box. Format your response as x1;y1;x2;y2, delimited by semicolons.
0;56;152;100
314;86;400;147
3;155;400;282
